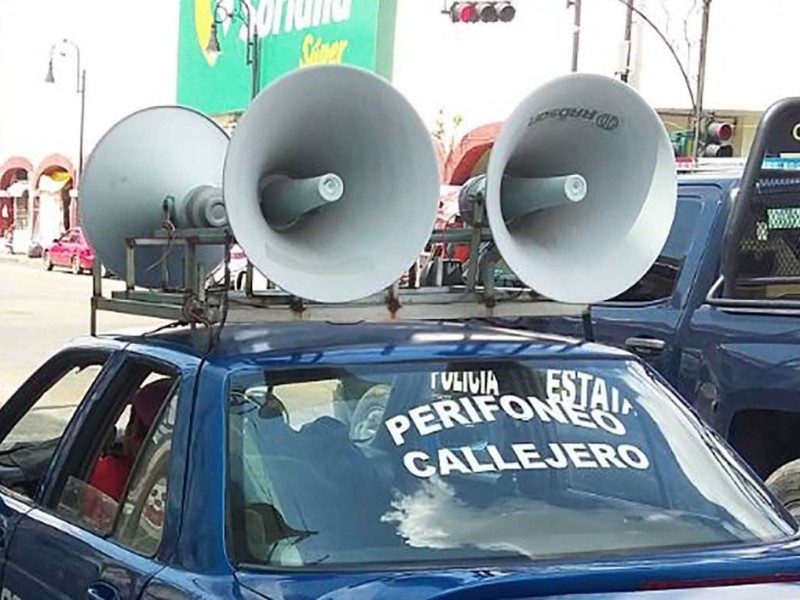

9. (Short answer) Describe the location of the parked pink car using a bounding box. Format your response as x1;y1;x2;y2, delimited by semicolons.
43;227;95;275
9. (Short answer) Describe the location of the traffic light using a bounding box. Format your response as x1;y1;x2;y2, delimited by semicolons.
701;119;735;157
447;2;516;23
670;131;691;158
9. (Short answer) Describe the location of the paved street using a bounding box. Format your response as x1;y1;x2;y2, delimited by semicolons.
0;257;165;402
0;256;341;434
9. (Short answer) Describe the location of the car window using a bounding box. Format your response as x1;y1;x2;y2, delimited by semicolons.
609;197;703;303
113;382;178;555
0;355;109;499
53;369;178;554
0;364;104;451
545;388;664;506
226;359;793;569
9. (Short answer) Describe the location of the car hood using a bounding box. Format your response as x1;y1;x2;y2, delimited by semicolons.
237;540;800;599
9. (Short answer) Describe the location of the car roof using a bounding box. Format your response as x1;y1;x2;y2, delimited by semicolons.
94;320;631;366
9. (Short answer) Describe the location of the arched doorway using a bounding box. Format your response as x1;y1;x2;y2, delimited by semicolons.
32;154;75;257
0;157;33;254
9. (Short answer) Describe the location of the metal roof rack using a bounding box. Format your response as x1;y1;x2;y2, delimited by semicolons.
89;227;588;338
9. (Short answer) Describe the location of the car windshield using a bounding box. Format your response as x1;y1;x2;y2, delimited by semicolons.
226;358;794;569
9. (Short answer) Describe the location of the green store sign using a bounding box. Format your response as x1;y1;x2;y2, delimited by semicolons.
178;0;398;115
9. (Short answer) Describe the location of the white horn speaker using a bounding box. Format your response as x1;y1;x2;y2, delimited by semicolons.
485;73;677;304
223;65;440;303
79;106;229;288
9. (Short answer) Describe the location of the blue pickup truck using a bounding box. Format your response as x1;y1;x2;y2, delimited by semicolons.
527;99;800;514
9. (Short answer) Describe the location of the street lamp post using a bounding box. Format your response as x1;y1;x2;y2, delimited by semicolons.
45;38;86;221
566;0;582;73
46;40;86;182
205;1;261;297
207;1;261;101
620;0;634;83
567;0;696;112
590;0;698;113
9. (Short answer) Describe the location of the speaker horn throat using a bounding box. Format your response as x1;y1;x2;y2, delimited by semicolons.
259;172;344;231
500;173;587;224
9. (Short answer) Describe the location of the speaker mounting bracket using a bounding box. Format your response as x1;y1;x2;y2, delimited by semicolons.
89;228;589;342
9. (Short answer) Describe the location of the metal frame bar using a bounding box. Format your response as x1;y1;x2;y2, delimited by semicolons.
721;97;800;296
99;289;586;323
89;228;589;332
706;275;800;312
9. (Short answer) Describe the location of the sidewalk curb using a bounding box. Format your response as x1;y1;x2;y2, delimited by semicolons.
0;252;40;266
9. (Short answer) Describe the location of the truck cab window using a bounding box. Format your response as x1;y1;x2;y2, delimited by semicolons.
611;198;703;303
732;195;800;299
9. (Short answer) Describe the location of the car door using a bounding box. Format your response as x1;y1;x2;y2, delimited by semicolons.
76;228;94;270
584;190;716;379
63;229;80;266
2;352;192;600
0;345;120;596
48;232;67;266
528;188;719;382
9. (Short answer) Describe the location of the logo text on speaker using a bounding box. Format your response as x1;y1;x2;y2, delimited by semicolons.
529;107;622;132
594;113;621;131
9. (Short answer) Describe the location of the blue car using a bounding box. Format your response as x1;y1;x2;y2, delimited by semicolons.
0;321;799;599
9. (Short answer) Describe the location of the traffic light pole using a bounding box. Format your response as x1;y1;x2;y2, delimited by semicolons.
568;0;582;72
620;0;633;82
693;0;712;157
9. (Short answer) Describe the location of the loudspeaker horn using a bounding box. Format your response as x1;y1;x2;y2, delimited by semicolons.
485;73;677;304
223;65;440;303
79;106;229;288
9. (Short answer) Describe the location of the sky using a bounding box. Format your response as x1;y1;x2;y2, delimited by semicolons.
0;0;180;163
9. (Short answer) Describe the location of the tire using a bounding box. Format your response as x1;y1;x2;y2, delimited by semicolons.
43;252;53;271
71;256;81;275
766;458;800;519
